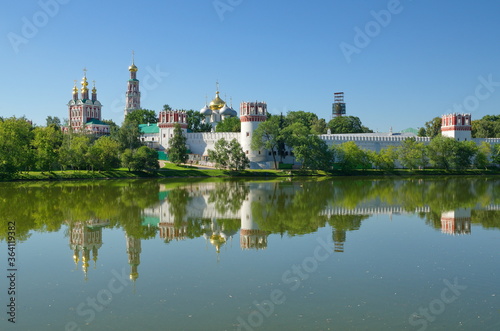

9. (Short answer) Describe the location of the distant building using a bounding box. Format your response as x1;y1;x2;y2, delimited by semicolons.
65;69;110;136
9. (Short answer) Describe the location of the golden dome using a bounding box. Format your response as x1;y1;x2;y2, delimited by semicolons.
81;76;89;91
72;84;78;94
129;63;138;72
209;91;225;111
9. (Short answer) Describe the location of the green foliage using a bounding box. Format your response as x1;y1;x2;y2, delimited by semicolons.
372;146;398;170
46;116;61;128
186;110;212;132
208;138;249;170
125;109;158;125
492;144;500;166
167;123;188;165
135;146;160;170
327;116;372;134
117;121;142;151
474;141;491;169
32;125;63;171
216;116;241;132
285;111;318;132
398;137;428;170
59;133;91;170
293;135;333;170
251;116;281;169
311;118;327;134
334;141;371;170
422;117;442;138
471;115;500;138
0;116;34;174
86;136;121;171
426;136;477;170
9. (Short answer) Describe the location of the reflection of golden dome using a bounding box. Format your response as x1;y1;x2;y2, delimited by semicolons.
209;91;225;111
210;234;226;253
129;63;138;72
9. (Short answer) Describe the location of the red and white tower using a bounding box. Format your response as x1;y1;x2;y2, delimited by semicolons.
124;53;141;117
240;102;267;163
441;113;472;141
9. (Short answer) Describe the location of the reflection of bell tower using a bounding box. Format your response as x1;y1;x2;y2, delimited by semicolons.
441;208;471;235
332;230;346;253
69;219;109;280
240;190;269;250
126;235;142;281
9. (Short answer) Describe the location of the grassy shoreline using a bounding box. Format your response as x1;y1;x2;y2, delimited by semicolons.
1;164;500;182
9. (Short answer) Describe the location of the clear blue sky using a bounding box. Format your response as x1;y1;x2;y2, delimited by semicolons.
2;0;500;131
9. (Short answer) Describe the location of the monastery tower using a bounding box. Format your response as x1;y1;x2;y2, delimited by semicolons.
441;113;472;141
240;102;267;163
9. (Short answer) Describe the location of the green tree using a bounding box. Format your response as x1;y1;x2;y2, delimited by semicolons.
117;121;142;151
472;115;500;138
372;146;398;170
311;118;327;135
86;136;121;171
186;110;212;132
125;109;158;124
334;141;371;171
46;116;61;128
32;125;63;171
492;144;500;167
0;117;34;174
426;136;477;170
417;127;426;137
293;135;333;170
398;137;428;170
121;149;136;171
285;111;318;132
251;116;281;169
474;141;491;169
59;133;91;170
216;116;241;132
167;123;188;165
135;146;160;170
208;138;249;170
328;116;372;134
422;117;441;138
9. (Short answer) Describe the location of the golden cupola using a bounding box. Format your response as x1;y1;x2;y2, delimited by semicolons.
209;91;225;111
129;62;138;72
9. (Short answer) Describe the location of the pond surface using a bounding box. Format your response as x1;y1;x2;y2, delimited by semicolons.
0;177;499;331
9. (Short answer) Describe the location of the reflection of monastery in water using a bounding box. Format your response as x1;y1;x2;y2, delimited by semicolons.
67;182;500;279
69;219;110;280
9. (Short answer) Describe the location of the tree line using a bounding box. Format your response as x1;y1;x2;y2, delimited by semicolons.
0;112;159;175
250;113;500;171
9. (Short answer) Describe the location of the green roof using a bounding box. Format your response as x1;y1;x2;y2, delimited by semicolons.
85;119;108;125
142;216;160;227
139;123;159;134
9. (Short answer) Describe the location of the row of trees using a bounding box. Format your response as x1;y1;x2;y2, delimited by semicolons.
250;114;500;171
0;113;159;174
419;115;500;138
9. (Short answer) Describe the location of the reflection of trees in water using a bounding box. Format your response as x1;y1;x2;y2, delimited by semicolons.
1;178;500;242
208;182;249;215
252;180;333;236
0;180;161;241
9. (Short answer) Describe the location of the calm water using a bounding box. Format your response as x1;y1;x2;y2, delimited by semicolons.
0;177;499;331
